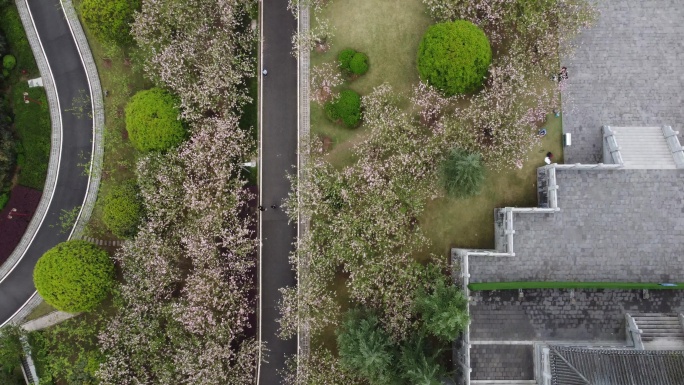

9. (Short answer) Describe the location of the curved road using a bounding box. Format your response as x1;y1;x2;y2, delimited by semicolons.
0;0;93;325
257;0;298;382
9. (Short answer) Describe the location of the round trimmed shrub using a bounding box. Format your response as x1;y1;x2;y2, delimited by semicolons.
103;180;142;238
125;88;186;152
338;48;356;71
417;21;492;96
80;0;141;45
33;240;114;312
324;89;361;128
440;148;485;198
349;52;369;75
3;55;16;70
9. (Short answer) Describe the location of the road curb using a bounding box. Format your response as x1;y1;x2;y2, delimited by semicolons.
59;0;104;240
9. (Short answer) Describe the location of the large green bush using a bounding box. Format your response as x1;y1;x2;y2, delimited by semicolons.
440;148;485;198
33;240;114;313
338;48;370;76
324;89;362;128
80;0;140;45
349;52;369;75
338;48;356;70
2;54;14;70
125;88;186;152
417;21;492;95
102;181;142;238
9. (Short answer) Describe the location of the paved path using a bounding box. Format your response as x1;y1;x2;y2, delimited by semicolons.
562;0;684;163
0;0;93;325
257;0;298;383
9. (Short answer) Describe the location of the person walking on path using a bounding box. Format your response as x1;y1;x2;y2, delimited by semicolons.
258;205;266;212
262;68;268;76
270;205;278;209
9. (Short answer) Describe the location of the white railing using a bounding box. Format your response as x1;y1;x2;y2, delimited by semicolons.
554;163;623;170
662;125;684;168
625;313;644;350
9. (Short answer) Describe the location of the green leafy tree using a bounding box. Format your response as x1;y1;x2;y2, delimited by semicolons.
417;21;492;95
349;52;369;75
0;325;25;374
102;180;142;238
2;54;14;70
399;333;445;385
440;148;485;198
415;277;469;341
324;89;362;128
80;0;141;45
33;240;114;312
337;310;397;385
125;88;186;152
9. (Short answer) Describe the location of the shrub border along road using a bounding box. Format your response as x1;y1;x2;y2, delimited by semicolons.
1;0;104;326
469;281;684;291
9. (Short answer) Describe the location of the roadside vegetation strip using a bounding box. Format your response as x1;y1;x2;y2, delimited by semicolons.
469;281;684;291
0;0;62;283
59;0;104;240
296;0;311;368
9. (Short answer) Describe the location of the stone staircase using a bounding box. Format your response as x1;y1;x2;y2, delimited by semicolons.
629;313;684;350
609;127;677;169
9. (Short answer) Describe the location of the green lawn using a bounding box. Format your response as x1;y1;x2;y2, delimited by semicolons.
420;113;564;258
12;83;50;190
0;5;49;191
0;5;39;79
311;0;432;160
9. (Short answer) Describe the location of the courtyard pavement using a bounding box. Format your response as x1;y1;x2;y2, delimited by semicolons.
562;0;684;163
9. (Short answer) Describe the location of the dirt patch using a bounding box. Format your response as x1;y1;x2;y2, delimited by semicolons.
320;135;333;153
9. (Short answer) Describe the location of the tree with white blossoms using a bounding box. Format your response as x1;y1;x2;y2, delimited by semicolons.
288;0;334;55
98;116;259;384
280;84;451;344
409;81;453;128
291;19;334;56
132;0;257;122
442;47;559;169
310;62;343;104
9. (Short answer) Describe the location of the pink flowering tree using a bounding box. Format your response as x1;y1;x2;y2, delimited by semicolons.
98;116;259;384
309;62;343;104
132;0;257;122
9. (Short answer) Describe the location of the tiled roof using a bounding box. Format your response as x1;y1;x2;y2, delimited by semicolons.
549;346;684;385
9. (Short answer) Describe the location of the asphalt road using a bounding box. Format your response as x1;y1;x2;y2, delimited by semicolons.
258;0;298;383
0;0;92;325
